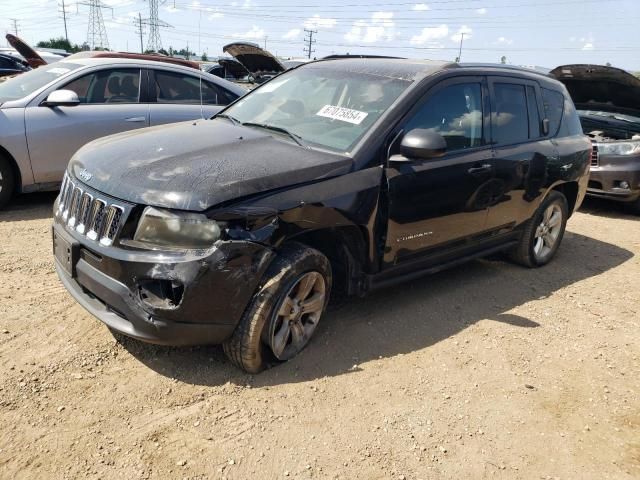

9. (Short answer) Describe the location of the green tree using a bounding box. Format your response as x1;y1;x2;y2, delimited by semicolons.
201;52;208;61
36;37;83;53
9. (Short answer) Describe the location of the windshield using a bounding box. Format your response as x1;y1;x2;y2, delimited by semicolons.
223;67;411;152
0;62;83;102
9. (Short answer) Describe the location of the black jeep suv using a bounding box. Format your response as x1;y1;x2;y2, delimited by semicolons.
53;59;591;372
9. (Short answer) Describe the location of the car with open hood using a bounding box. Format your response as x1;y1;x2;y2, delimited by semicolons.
222;41;285;84
550;64;640;212
52;59;591;372
0;56;245;208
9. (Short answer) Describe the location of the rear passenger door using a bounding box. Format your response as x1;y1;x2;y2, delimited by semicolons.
147;68;237;126
484;77;558;233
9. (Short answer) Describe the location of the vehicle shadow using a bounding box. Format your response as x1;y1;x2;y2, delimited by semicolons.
579;196;639;220
0;192;57;222
118;231;633;387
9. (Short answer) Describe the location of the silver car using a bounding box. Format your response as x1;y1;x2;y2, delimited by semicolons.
0;57;245;208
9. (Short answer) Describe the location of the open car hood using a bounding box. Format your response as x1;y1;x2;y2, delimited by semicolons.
6;34;47;68
217;57;251;79
222;42;285;78
550;64;640;116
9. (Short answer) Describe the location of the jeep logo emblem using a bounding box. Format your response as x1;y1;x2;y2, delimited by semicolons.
78;168;92;182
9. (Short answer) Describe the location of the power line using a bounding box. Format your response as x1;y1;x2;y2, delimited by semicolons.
303;28;316;59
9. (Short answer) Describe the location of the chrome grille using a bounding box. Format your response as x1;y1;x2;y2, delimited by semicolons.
590;141;599;167
56;173;127;246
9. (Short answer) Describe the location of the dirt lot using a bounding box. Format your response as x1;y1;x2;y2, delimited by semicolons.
0;193;638;480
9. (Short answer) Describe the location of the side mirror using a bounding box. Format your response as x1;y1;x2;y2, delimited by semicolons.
391;129;447;162
43;89;80;107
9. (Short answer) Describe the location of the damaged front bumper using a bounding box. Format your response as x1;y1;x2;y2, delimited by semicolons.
53;222;274;346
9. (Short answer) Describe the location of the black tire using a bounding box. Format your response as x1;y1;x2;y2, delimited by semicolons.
223;242;332;373
624;198;640;216
508;191;569;268
0;155;15;209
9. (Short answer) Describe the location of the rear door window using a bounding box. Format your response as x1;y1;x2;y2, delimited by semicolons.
153;70;234;105
541;87;564;136
492;83;529;145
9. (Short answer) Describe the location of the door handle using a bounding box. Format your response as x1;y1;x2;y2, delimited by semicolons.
467;163;492;175
125;116;146;123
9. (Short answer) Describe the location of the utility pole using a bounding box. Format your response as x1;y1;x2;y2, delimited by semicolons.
457;32;465;63
10;19;19;36
59;0;69;42
134;13;145;53
264;36;267;50
303;28;316;59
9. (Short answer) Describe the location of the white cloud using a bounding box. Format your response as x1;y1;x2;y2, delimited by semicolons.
496;36;513;45
208;12;224;19
241;0;254;9
451;25;472;43
282;29;301;40
410;24;448;45
344;11;396;43
304;14;337;29
164;4;180;13
476;7;487;15
412;3;429;11
102;0;134;6
582;42;594;51
232;25;265;39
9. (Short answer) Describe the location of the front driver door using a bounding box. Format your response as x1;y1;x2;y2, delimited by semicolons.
25;67;149;184
384;76;494;267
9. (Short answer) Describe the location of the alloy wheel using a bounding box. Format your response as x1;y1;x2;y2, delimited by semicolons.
268;271;326;360
533;203;563;261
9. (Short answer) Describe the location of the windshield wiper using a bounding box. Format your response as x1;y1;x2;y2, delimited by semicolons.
241;122;307;147
216;113;242;126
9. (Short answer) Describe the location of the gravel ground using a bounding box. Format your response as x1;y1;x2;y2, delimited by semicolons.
0;193;638;480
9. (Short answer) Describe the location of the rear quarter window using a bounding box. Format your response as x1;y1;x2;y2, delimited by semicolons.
541;87;564;136
559;96;584;136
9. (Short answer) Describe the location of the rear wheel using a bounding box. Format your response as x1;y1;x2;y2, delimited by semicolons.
223;242;331;373
0;155;15;209
509;191;568;268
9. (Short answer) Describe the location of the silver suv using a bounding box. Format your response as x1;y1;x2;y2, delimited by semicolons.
0;57;245;208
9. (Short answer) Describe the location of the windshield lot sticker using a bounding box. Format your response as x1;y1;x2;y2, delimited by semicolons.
317;105;368;125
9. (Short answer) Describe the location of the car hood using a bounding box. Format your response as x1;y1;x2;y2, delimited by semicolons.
6;34;47;68
217;58;251;79
222;42;285;77
550;64;640;116
69;119;352;211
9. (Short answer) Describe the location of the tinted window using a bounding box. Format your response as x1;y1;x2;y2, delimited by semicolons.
154;71;232;105
405;83;483;152
493;83;528;144
542;88;564;136
63;69;140;104
559;95;583;136
0;57;15;68
526;85;541;138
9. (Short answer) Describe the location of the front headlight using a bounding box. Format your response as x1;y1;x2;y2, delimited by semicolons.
133;207;222;250
598;141;640;156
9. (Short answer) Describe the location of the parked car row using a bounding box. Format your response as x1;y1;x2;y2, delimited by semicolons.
51;58;592;372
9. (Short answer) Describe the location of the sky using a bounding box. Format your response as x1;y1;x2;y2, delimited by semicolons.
1;0;638;71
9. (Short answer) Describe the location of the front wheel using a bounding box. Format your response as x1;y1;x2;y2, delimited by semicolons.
508;191;568;268
0;156;15;209
223;242;332;373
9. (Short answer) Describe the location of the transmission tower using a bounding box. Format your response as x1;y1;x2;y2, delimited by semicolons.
143;0;172;52
80;0;109;50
